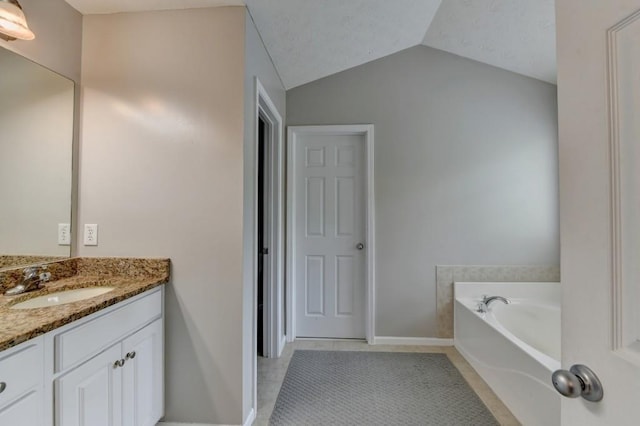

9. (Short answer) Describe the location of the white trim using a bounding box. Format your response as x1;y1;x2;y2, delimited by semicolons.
243;408;256;426
365;127;376;344
286;124;376;343
256;78;285;358
156;407;255;426
157;423;216;426
250;78;285;426
286;129;295;343
371;336;454;346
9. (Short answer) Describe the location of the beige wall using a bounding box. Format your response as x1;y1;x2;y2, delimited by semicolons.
79;8;246;424
288;45;560;338
242;9;286;420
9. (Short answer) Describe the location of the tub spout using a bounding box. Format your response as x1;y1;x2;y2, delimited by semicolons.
476;295;510;313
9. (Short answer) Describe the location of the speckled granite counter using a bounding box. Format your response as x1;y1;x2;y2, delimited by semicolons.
0;257;170;352
0;255;66;270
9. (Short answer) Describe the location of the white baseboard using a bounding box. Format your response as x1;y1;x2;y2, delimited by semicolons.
157;423;216;426
243;408;255;426
157;408;254;426
372;336;454;346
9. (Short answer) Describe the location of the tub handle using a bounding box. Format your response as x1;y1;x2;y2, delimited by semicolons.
552;364;603;402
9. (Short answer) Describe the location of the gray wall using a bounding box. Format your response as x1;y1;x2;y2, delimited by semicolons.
287;45;560;338
79;8;246;424
242;9;286;421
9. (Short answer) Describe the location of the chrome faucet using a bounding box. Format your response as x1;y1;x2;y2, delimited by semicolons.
476;295;510;313
4;266;52;296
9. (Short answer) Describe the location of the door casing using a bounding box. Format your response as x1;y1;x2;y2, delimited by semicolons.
253;79;285;358
249;78;285;422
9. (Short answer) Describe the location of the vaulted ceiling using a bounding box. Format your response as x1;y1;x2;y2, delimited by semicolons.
64;0;557;89
423;0;556;84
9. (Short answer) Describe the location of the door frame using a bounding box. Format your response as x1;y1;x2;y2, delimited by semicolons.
253;78;285;359
286;125;376;343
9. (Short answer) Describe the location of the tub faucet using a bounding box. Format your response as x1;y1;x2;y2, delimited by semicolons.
4;266;51;296
476;295;510;313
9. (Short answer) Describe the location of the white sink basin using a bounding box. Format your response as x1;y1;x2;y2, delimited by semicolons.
10;287;115;309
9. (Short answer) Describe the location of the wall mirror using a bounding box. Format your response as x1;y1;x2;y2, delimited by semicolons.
0;46;74;271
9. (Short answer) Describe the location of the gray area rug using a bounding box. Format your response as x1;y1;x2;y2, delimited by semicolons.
270;350;499;426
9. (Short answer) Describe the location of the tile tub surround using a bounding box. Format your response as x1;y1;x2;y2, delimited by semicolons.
0;257;170;351
436;265;560;338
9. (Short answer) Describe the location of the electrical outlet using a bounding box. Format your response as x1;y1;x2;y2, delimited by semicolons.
58;223;71;245
84;224;98;246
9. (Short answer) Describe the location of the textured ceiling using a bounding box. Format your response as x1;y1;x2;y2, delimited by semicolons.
423;0;557;83
64;0;244;15
64;0;556;87
245;0;443;89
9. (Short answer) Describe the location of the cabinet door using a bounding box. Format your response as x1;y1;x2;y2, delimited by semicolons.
122;319;163;426
56;344;123;426
0;390;42;425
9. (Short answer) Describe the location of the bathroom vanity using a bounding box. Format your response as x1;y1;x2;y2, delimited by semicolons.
0;257;169;426
0;21;169;426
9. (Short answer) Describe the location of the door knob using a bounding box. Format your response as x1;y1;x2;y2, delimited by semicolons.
356;243;364;250
552;364;603;402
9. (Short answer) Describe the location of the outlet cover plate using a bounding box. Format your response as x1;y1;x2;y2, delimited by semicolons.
83;224;98;246
58;223;71;246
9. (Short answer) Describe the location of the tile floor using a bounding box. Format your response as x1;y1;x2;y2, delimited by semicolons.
255;340;520;426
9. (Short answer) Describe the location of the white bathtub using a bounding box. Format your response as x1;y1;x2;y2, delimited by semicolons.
454;282;561;426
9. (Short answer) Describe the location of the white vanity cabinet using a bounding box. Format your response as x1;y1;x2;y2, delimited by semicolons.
55;319;163;426
0;337;45;426
56;344;123;426
50;287;164;426
121;318;163;426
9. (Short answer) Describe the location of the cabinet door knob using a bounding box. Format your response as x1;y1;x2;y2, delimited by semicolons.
125;351;136;360
0;382;6;394
113;359;125;369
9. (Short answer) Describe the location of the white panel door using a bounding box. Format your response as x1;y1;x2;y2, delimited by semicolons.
56;345;123;426
558;2;640;424
292;128;366;338
122;319;163;426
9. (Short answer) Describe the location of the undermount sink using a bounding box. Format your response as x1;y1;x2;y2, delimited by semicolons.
10;287;115;309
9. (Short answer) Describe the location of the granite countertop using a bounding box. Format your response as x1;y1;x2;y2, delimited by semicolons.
0;257;170;352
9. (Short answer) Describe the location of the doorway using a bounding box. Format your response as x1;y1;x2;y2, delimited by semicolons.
251;78;285;422
252;79;285;361
257;117;267;357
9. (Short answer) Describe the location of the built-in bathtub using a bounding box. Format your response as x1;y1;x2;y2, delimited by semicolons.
454;282;561;426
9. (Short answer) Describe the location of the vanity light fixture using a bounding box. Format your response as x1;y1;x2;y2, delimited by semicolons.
0;0;34;41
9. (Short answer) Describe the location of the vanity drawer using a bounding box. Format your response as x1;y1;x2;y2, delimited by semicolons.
54;289;162;372
0;338;43;407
